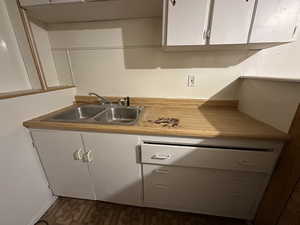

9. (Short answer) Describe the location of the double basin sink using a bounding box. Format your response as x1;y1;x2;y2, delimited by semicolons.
46;104;143;126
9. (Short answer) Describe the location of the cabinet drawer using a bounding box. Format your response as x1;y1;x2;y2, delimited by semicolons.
141;143;278;173
143;164;267;219
19;0;49;6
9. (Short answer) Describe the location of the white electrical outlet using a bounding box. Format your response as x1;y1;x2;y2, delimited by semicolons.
188;75;195;87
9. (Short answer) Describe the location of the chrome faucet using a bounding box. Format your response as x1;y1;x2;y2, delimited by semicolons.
88;92;111;104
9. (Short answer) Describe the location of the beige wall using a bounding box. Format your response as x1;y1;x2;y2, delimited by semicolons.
239;79;300;133
4;0;42;90
0;0;31;92
30;19;74;88
239;24;300;133
31;21;60;87
48;18;254;100
47;17;300;131
242;29;300;79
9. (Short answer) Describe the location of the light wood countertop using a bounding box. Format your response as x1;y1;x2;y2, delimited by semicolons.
23;100;289;141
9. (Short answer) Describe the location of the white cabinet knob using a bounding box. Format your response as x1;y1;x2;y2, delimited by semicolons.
83;150;93;163
238;159;255;167
73;149;83;160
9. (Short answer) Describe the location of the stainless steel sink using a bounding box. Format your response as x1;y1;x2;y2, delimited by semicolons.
47;104;106;122
94;107;142;125
45;104;142;126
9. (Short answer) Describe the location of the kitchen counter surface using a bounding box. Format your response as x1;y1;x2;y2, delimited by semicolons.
23;98;289;141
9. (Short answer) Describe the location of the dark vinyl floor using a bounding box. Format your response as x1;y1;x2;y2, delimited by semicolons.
39;197;246;225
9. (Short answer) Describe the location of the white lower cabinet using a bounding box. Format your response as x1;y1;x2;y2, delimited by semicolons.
31;130;95;200
82;133;142;205
143;165;267;219
31;130;283;220
140;139;283;220
32;130;142;205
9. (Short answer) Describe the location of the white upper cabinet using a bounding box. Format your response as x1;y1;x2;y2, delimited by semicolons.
163;0;211;46
250;0;300;43
163;0;300;48
209;0;256;45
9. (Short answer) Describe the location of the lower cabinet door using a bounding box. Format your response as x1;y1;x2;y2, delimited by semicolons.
82;133;142;206
32;130;95;200
143;164;268;220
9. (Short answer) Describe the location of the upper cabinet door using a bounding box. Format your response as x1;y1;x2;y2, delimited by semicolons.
250;0;300;43
209;0;256;45
163;0;211;46
19;0;50;7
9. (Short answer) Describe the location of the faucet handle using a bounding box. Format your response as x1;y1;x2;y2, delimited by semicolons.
126;96;130;106
119;96;130;106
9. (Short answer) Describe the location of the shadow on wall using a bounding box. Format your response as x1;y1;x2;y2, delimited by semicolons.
49;18;259;69
122;48;258;69
201;79;241;100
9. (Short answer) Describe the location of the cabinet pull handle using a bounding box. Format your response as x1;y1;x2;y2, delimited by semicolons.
170;0;176;6
83;150;93;163
238;160;255;167
155;169;169;174
155;184;169;189
152;153;171;160
73;149;83;161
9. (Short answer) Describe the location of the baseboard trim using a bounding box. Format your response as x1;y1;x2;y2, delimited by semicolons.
27;195;57;225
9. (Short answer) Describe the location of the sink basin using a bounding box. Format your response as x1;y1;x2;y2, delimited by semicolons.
94;107;142;125
48;104;106;122
45;104;142;125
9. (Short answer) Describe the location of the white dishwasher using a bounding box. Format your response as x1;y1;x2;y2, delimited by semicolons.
140;138;282;220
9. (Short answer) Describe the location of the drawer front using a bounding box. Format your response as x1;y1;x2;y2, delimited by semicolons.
143;164;268;219
141;143;278;173
19;0;49;6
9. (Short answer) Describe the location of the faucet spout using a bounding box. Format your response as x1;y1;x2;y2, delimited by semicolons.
88;92;111;104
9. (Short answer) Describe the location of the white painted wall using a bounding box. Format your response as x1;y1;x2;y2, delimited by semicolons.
0;87;76;225
239;21;300;133
31;20;75;87
4;0;42;90
30;21;60;87
48;18;253;100
242;41;300;79
239;79;300;133
0;0;31;93
241;15;300;79
47;17;300;132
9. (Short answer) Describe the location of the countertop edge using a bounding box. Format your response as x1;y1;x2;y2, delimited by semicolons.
23;104;290;142
23;120;290;142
